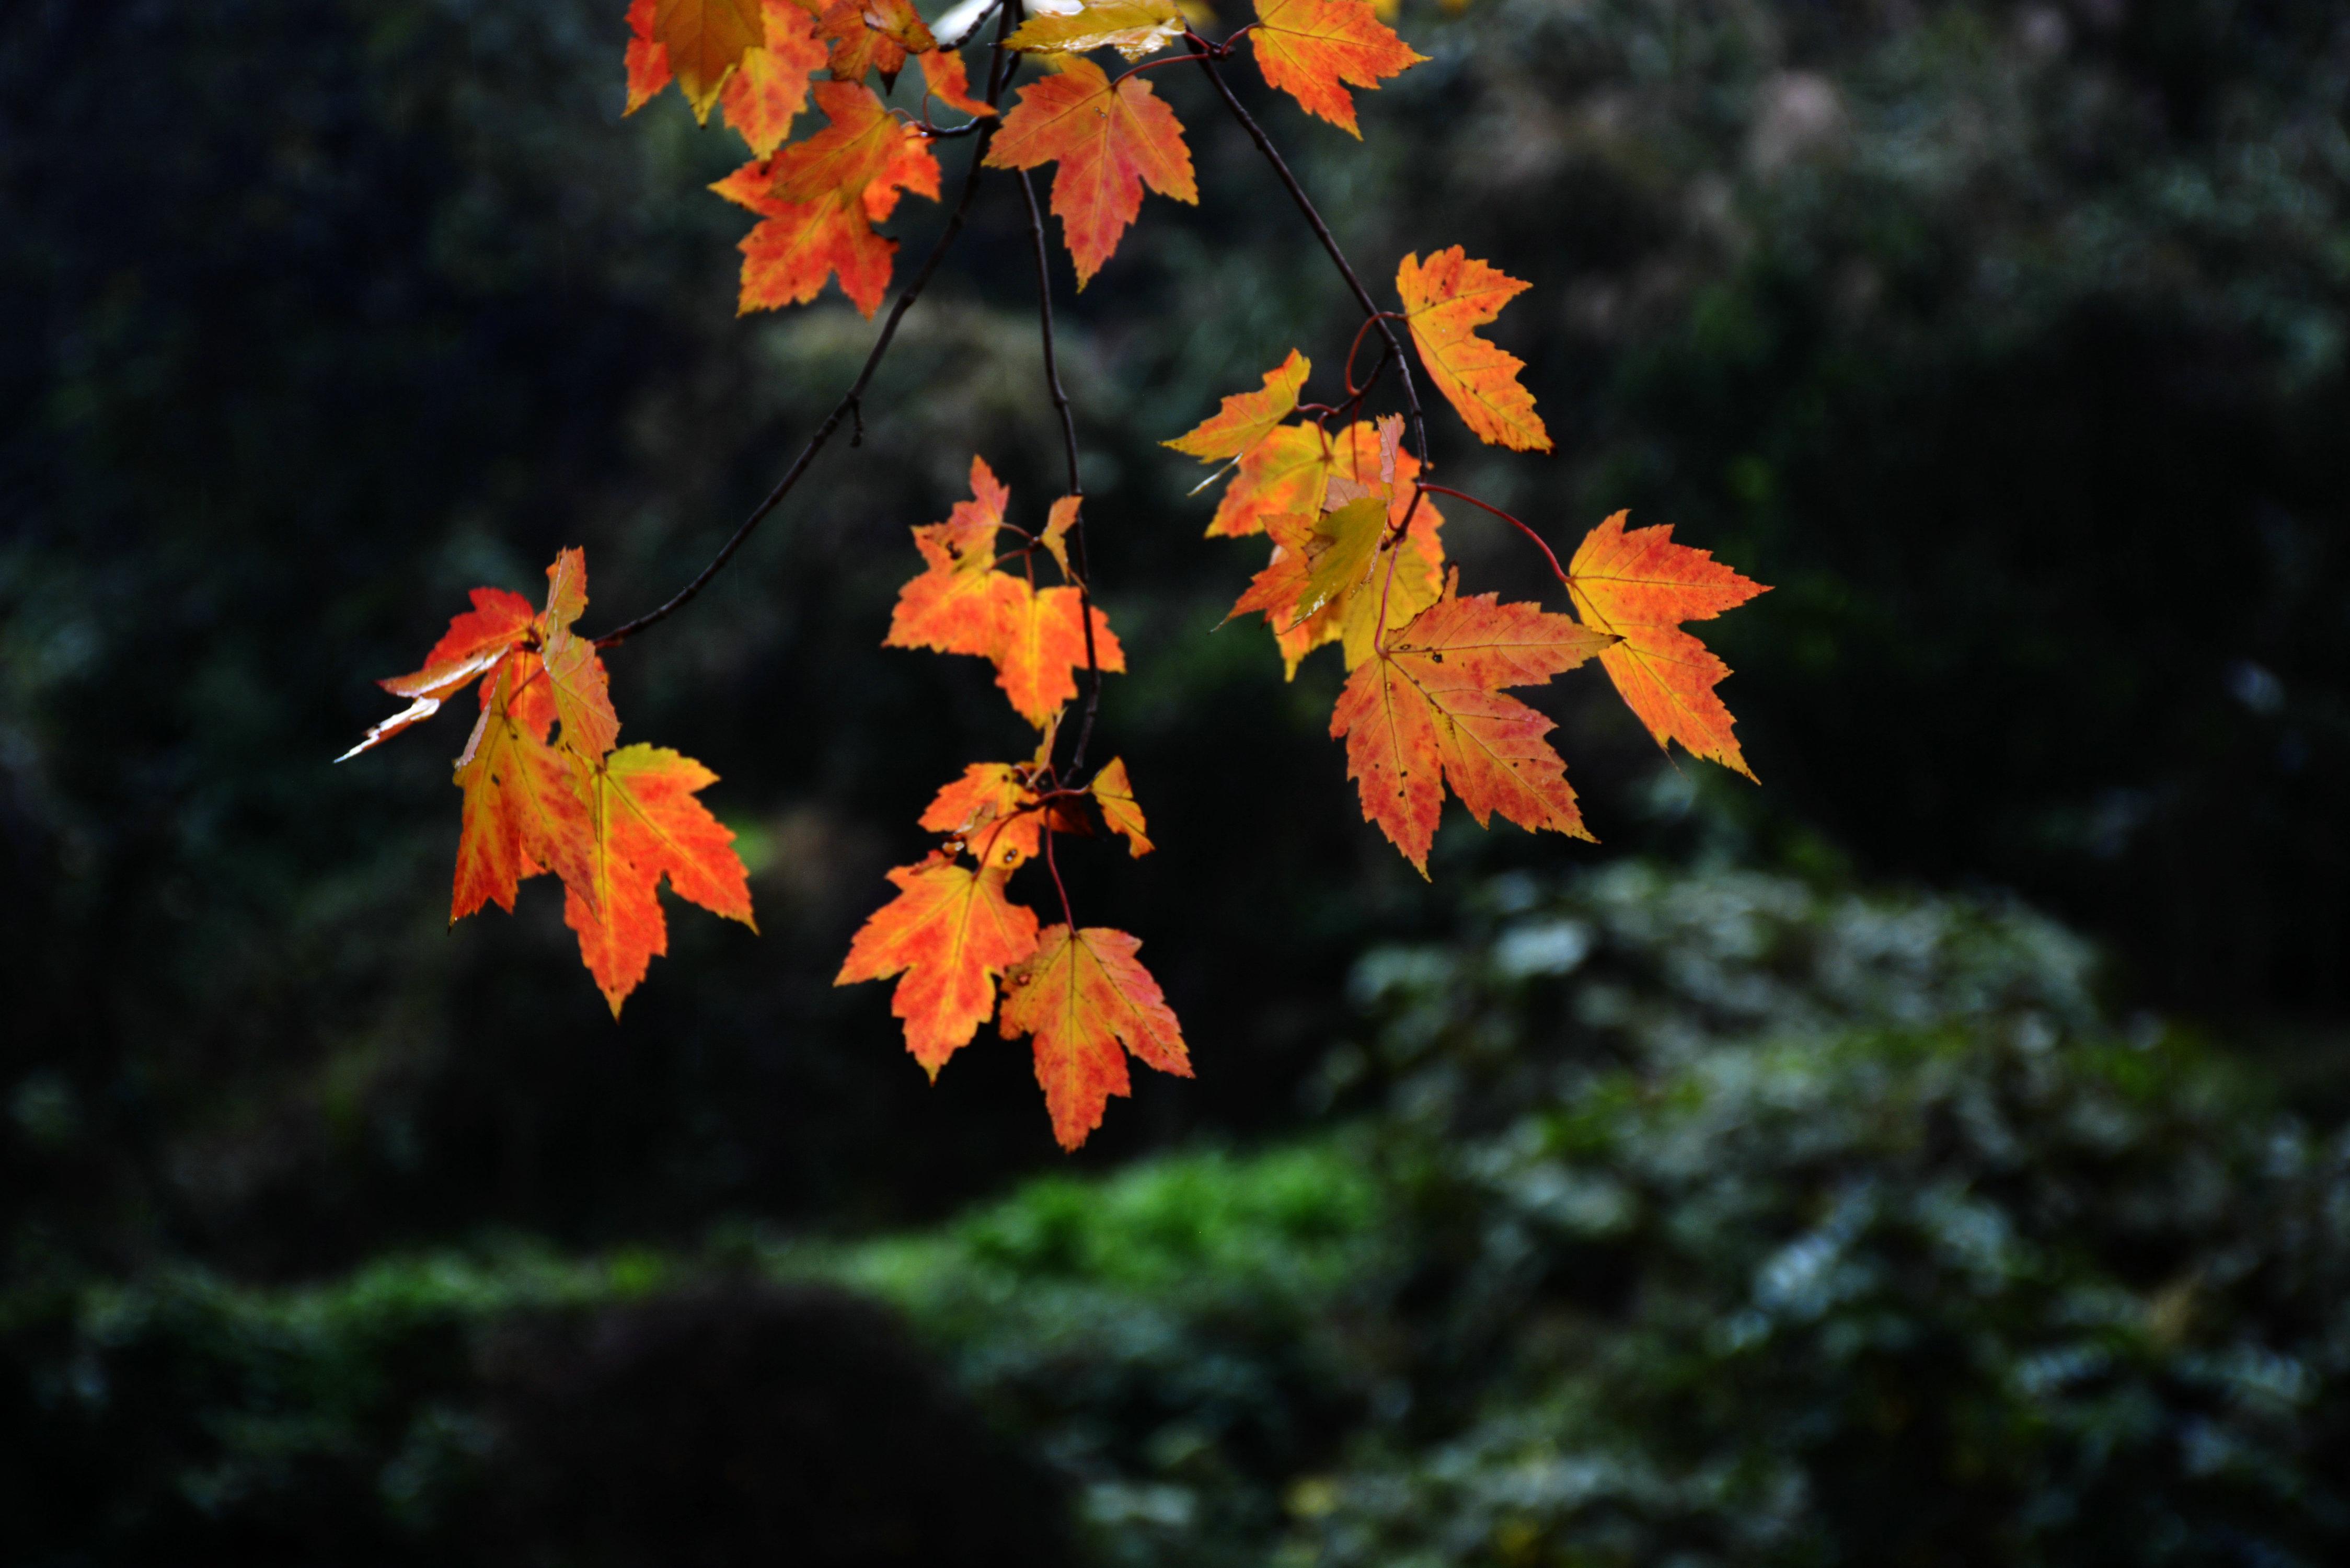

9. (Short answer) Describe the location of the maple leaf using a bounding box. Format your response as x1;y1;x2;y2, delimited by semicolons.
837;855;1042;1075
998;925;1191;1150
342;548;617;763
721;2;829;153
1005;0;1188;61
1397;247;1552;453
712;80;940;317
1222;419;1446;675
886;456;1024;656
1039;494;1080;581
819;0;935;89
338;587;535;761
627;0;827;153
627;0;769;122
534;548;623;760
1565;510;1770;778
984;57;1196;289
917;45;996;119
1089;757;1152;857
1164;349;1311;463
886;460;1125;727
1330;580;1618;874
921;762;1046;869
451;662;597;922
996;585;1124;728
1248;0;1426;137
563;744;757;1016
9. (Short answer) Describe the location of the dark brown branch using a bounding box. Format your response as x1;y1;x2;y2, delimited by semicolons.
1189;50;1432;472
1017;164;1107;774
592;8;1021;649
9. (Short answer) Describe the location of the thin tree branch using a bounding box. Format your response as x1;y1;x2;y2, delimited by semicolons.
592;9;1022;649
1018;163;1107;775
1189;50;1432;472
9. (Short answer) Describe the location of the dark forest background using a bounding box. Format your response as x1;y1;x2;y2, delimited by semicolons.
6;0;2348;1562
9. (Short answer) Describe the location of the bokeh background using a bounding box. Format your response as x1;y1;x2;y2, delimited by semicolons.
7;0;2348;1561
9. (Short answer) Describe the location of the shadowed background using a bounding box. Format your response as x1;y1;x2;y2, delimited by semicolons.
6;0;2348;1561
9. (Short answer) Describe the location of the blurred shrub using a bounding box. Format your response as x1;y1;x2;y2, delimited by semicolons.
14;866;2348;1564
1304;863;2350;1565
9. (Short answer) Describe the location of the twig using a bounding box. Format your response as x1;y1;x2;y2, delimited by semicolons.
1189;50;1432;473
1418;483;1572;590
591;7;1022;648
1018;165;1106;775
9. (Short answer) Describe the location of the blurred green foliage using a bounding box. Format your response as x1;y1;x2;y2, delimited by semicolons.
11;864;2346;1562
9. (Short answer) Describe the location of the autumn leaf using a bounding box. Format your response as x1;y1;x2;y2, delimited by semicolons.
1397;247;1551;452
984;56;1197;289
886;459;1125;727
1088;757;1152;857
1565;510;1769;778
886;456;1023;656
338;587;535;761
996;585;1124;729
719;1;828;153
534;548;623;760
837;855;1042;1075
558;744;756;1015
998;925;1191;1149
1040;494;1080;581
917;45;996;119
819;0;935;89
450;662;596;922
1165;349;1311;463
921;762;1045;869
628;0;769;122
1005;0;1188;61
1248;0;1425;137
712;80;940;317
1222;419;1446;675
1330;580;1617;874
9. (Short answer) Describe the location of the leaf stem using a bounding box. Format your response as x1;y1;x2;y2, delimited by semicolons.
591;7;1023;649
1188;48;1432;473
1041;812;1078;932
1416;482;1572;591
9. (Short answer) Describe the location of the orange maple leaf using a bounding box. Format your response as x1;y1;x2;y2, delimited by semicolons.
1247;0;1426;137
818;0;934;89
711;80;940;317
998;925;1192;1150
1397;247;1552;453
343;548;617;762
837;855;1042;1075
1088;757;1152;857
624;0;769;122
917;45;996;119
627;0;827;153
996;585;1124;728
921;762;1045;869
886;456;1024;656
1330;580;1618;874
1164;350;1311;463
1565;510;1770;779
1221;419;1446;675
984;56;1196;289
563;744;757;1016
885;458;1125;727
450;662;596;922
